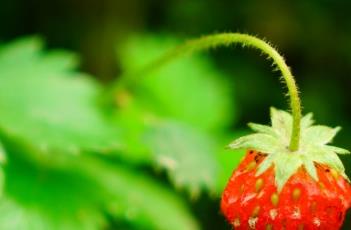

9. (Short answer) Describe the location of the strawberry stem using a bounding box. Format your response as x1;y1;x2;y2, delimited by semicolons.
115;33;302;151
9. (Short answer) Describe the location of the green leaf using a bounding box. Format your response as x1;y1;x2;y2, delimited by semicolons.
0;141;6;164
0;37;78;74
113;99;153;163
0;37;121;157
0;152;106;230
303;126;340;145
144;120;218;197
118;34;235;131
82;157;200;230
0;141;6;196
1;142;199;230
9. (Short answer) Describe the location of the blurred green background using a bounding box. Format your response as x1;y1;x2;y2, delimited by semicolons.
0;0;351;229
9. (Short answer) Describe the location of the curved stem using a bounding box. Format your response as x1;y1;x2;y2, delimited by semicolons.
116;33;302;151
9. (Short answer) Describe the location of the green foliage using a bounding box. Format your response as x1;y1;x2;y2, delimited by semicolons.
1;142;199;230
0;37;121;157
82;157;200;230
0;34;243;229
1;150;105;230
0;141;6;194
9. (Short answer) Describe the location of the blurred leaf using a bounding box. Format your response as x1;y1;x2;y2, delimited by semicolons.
83;157;200;230
0;37;78;73
0;140;6;196
0;37;121;157
118;34;235;131
0;198;102;230
1;142;199;230
0;140;7;163
113;96;152;164
0;150;106;230
145;120;218;197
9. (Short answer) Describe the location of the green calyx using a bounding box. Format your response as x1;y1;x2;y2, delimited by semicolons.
229;107;350;192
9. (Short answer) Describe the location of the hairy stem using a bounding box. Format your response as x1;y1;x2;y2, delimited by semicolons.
116;33;302;151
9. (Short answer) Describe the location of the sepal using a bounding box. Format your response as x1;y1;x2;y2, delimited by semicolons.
228;133;280;154
274;154;303;191
303;126;340;145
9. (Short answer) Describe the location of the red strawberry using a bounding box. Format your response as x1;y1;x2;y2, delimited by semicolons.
221;108;351;229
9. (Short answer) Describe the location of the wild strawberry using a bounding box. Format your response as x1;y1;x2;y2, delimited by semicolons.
221;108;351;229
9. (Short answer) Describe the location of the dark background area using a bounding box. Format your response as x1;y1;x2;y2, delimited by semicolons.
1;0;351;229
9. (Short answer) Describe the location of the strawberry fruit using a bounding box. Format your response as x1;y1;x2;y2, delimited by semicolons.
221;108;351;229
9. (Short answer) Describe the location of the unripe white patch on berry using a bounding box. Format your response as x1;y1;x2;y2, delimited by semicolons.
232;218;240;227
269;209;277;220
257;190;264;199
228;196;236;205
248;217;258;229
340;196;347;206
313;217;321;227
242;193;256;203
292;208;301;219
